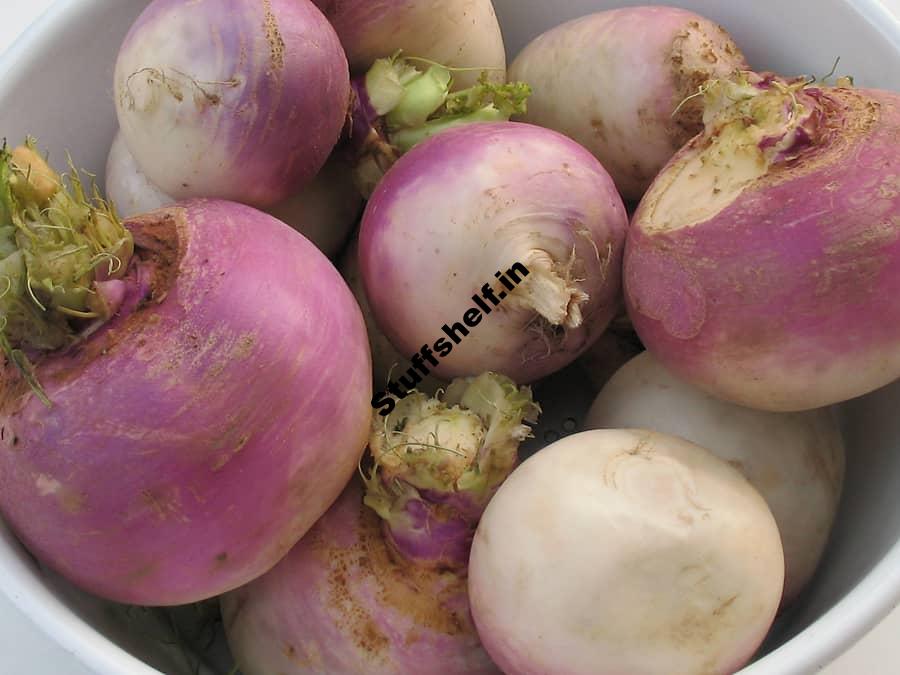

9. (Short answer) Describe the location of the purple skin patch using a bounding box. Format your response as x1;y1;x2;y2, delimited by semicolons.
382;496;474;570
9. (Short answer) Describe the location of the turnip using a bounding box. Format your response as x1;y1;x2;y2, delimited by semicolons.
348;53;531;196
0;146;372;605
469;429;784;675
585;351;845;605
359;121;628;393
113;0;350;208
311;0;506;90
625;73;900;410
106;131;362;258
508;6;749;201
339;237;445;394
265;157;363;258
221;372;539;674
105;131;172;217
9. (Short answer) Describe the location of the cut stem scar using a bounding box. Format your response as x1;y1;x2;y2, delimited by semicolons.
509;249;589;329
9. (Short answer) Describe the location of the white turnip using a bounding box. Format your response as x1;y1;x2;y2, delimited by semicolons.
584;351;845;604
469;429;784;675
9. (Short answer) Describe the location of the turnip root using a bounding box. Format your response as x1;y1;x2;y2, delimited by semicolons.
508;6;748;201
105;131;362;258
625;74;900;410
114;0;350;207
311;0;506;89
469;429;784;675
339;237;446;394
584;351;845;604
359;122;628;385
0;171;372;605
221;373;539;674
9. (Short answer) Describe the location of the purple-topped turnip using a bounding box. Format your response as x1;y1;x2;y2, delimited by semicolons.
311;0;506;89
0;144;372;604
221;372;539;674
625;73;900;410
113;0;350;207
509;6;749;201
358;121;628;389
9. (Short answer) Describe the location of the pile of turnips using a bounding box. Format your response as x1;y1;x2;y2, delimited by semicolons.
0;0;896;673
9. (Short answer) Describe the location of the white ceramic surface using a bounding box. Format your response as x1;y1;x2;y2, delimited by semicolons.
2;1;900;674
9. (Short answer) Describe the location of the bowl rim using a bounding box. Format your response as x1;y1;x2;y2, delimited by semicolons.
1;0;900;674
0;2;165;670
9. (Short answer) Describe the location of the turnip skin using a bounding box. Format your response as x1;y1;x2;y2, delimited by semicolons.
311;0;506;89
105;131;172;216
508;6;748;201
221;480;499;675
0;199;372;605
339;237;446;394
105;131;361;258
221;373;537;674
265;157;362;259
585;351;845;605
626;84;900;411
469;429;784;675
359;121;628;383
114;0;350;208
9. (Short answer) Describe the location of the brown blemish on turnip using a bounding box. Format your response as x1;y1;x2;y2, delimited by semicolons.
126;561;159;584
590;117;607;142
58;488;86;514
315;496;472;660
262;0;285;72
211;433;251;472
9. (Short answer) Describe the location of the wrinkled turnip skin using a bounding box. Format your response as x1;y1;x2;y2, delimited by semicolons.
469;429;784;675
106;131;361;258
626;87;900;411
114;0;350;207
105;131;172;216
509;7;748;201
359;122;628;383
221;480;498;675
584;351;845;605
311;0;506;89
0;200;372;605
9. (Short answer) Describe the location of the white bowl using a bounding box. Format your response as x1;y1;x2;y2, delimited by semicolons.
2;0;900;673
